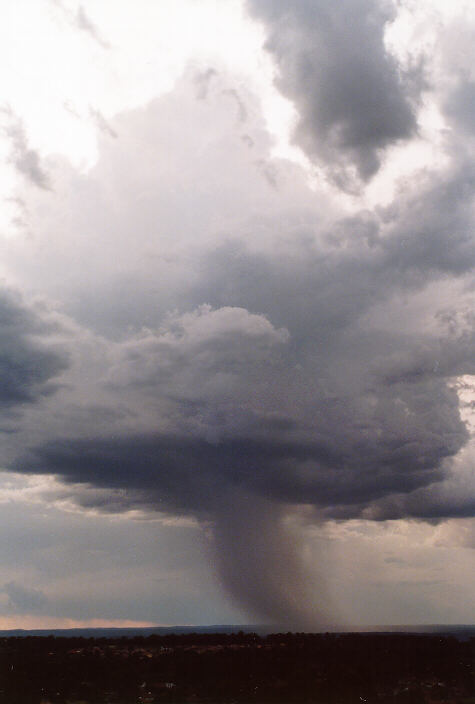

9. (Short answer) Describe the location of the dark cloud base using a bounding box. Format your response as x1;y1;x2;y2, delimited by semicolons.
13;422;468;521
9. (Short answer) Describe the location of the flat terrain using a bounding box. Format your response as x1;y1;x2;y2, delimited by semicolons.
0;631;473;703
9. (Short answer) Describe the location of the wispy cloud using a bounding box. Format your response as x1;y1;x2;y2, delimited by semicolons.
76;4;110;49
1;109;51;190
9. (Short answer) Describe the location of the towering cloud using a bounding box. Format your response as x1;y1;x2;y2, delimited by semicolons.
0;1;474;626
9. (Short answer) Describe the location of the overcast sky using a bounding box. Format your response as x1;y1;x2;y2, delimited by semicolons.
0;0;473;629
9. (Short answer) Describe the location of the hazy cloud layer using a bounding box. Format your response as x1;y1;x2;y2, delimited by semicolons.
1;581;48;614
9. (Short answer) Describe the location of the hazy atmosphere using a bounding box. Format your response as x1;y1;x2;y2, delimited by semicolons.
0;0;474;629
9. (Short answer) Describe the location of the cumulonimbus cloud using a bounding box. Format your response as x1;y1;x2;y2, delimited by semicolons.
0;2;474;623
3;73;474;523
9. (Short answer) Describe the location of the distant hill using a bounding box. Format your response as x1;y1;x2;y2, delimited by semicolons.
353;624;475;641
0;624;473;640
0;624;263;639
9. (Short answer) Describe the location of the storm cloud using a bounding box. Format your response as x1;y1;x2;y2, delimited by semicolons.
1;0;474;626
0;289;67;410
9;179;475;523
247;0;417;187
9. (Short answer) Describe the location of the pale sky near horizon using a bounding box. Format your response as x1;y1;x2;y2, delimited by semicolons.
0;0;473;630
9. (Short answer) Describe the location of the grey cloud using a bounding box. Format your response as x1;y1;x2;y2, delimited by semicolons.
194;68;218;100
222;89;248;123
444;80;475;136
4;66;475;624
12;375;468;518
381;163;475;278
14;435;333;515
106;305;288;399
89;107;118;138
3;74;300;338
358;440;475;522
373;335;475;386
360;488;475;523
192;163;475;343
247;0;417;187
436;18;475;139
51;1;110;49
2;581;48;614
2;111;51;190
0;289;68;410
76;5;110;49
7;87;474;526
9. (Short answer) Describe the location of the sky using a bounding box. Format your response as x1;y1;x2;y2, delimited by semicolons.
0;0;473;630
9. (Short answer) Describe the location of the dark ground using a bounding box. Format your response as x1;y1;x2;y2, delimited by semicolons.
0;630;473;704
